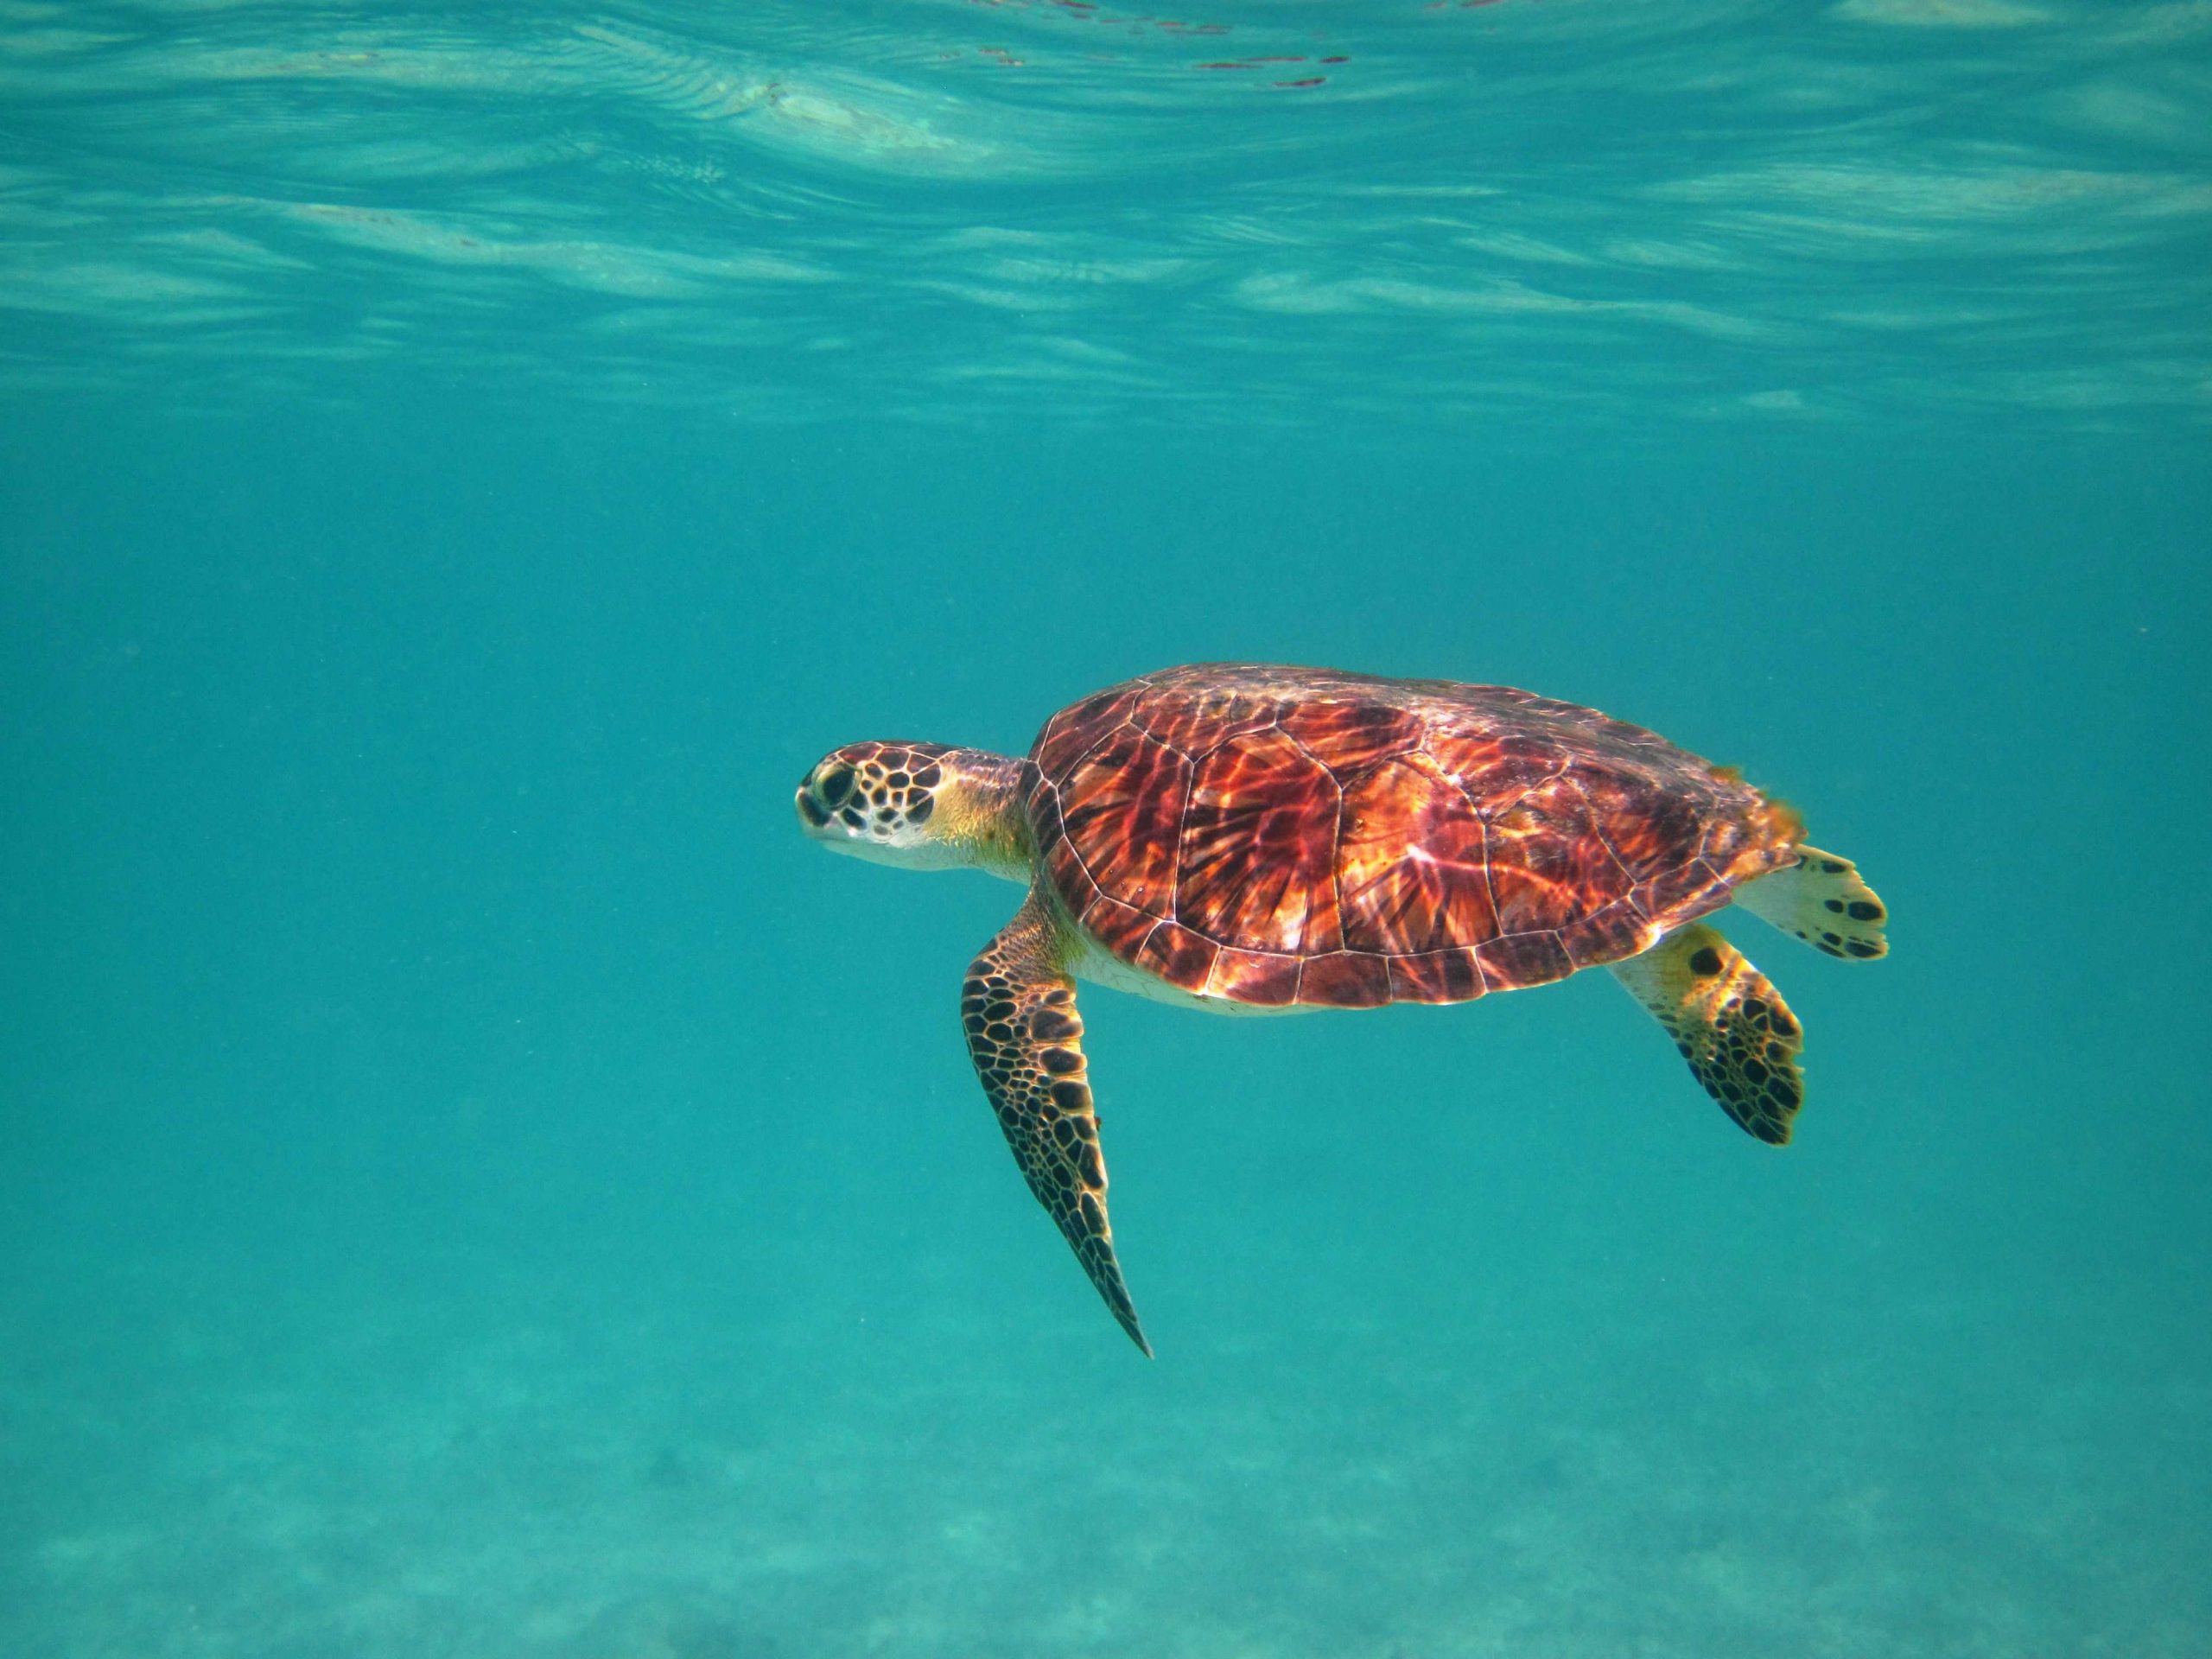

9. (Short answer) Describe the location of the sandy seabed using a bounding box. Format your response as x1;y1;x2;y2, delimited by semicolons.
5;1216;2202;1659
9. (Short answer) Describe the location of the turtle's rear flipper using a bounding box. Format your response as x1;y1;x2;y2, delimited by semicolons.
1737;844;1888;960
964;889;1151;1357
1611;922;1804;1145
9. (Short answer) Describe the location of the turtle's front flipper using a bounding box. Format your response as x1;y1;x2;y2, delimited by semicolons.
1611;922;1805;1145
964;890;1150;1357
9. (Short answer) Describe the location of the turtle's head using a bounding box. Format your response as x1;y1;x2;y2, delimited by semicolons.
795;742;1027;877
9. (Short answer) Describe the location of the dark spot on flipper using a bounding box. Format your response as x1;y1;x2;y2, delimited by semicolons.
1039;1047;1082;1074
1845;939;1881;958
1821;859;1846;873
1050;1080;1090;1112
1824;898;1845;912
1847;900;1882;921
1688;946;1723;976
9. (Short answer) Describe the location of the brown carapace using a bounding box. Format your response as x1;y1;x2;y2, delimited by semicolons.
1030;664;1808;1007
797;664;1888;1355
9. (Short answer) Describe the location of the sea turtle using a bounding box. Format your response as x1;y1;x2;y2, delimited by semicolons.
795;663;1886;1355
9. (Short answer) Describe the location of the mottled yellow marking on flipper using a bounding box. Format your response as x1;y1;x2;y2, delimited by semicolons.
1611;923;1805;1145
1737;843;1889;960
964;887;1150;1357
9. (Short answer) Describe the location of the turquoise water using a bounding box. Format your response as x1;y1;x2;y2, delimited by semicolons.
3;3;2209;1655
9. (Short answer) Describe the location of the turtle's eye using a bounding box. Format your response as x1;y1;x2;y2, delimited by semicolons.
798;757;867;834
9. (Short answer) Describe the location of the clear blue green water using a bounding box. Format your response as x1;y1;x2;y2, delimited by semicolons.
3;3;2209;1655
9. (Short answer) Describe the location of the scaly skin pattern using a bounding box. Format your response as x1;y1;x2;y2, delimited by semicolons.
1610;922;1807;1144
963;891;1148;1355
1026;663;1802;1009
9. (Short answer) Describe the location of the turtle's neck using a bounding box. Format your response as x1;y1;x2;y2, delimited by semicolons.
938;747;1033;880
